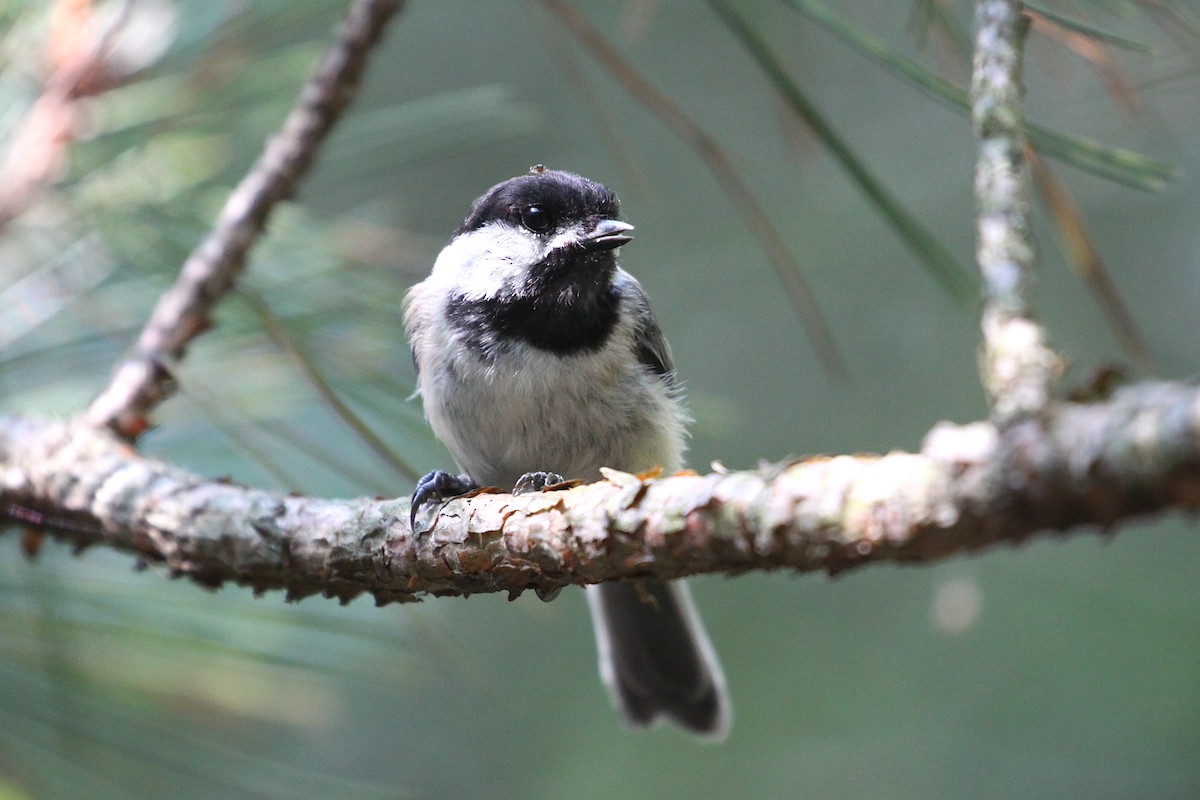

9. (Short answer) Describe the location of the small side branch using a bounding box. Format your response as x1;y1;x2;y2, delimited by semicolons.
5;381;1200;605
971;0;1060;422
84;0;404;438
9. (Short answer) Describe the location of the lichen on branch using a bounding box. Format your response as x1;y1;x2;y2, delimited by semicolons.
971;0;1062;422
5;382;1200;603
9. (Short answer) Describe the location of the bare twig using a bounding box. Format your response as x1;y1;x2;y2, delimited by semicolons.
4;381;1200;603
971;0;1061;423
84;0;404;438
0;0;130;230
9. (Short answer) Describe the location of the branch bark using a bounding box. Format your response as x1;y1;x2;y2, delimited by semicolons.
5;381;1199;604
972;0;1062;422
1;1;1186;609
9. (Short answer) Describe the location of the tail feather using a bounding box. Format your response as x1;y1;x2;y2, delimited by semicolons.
586;579;731;740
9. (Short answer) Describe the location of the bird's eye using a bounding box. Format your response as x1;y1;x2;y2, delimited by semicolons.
519;205;553;233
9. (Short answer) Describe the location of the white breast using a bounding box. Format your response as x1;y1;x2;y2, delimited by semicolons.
405;277;688;488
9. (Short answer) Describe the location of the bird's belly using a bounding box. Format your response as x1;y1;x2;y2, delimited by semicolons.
425;358;681;488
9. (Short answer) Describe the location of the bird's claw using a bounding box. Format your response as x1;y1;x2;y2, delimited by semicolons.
513;471;566;495
409;470;479;533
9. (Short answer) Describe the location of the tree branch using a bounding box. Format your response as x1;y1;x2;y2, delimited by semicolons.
84;0;404;438
4;380;1200;604
971;0;1062;422
2;1;1186;609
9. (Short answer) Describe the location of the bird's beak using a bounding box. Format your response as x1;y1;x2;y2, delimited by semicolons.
580;219;634;251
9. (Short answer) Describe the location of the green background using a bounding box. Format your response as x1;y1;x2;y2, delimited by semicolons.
1;1;1198;798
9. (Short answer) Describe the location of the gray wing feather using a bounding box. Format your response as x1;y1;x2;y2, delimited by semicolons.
621;272;675;382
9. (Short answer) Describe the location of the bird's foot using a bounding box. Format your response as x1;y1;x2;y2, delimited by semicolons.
512;471;567;495
409;470;479;533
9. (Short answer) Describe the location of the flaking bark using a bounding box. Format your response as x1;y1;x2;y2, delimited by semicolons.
4;380;1199;604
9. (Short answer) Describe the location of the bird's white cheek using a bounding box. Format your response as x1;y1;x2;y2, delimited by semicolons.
429;224;546;300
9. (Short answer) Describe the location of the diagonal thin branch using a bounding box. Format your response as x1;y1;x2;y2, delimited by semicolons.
535;0;847;380
84;0;404;438
0;0;132;232
3;381;1200;604
1027;144;1154;374
710;0;977;307
238;288;421;482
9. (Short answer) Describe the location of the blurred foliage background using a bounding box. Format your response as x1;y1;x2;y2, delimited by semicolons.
1;0;1199;797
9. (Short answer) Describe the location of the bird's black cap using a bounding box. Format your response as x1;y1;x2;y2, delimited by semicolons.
457;168;621;236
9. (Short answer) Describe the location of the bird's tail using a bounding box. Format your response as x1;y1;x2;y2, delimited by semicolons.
586;579;731;740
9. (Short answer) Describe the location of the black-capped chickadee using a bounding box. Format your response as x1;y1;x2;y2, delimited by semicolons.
405;167;730;739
